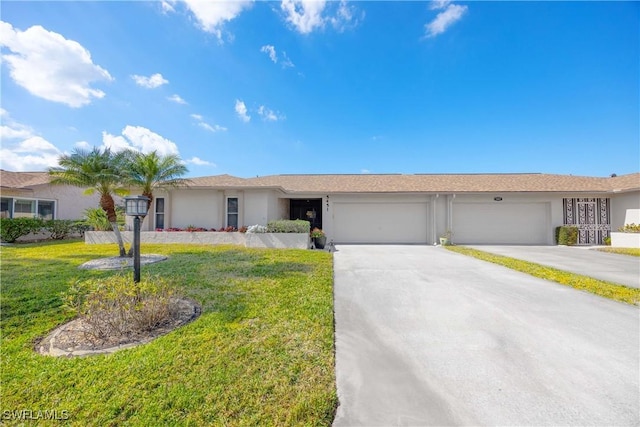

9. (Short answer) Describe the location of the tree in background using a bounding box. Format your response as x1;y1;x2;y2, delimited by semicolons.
49;148;129;257
123;151;190;212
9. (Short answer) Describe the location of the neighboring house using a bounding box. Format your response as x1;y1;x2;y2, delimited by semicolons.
144;172;640;246
2;169;638;245
0;169;101;220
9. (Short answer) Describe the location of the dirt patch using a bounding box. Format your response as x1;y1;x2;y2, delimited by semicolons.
79;254;167;270
36;298;201;357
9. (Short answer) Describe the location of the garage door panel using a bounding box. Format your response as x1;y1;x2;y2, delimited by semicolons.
334;202;428;244
453;203;549;244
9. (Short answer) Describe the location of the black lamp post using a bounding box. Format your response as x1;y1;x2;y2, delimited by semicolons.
124;195;150;283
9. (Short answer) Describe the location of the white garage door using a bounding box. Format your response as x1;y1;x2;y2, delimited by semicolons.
452;202;550;244
333;202;429;244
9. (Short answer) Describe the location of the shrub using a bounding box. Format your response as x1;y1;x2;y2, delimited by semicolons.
0;217;45;243
62;274;180;340
267;219;310;234
246;224;268;233
619;223;640;233
603;236;612;246
45;219;81;240
81;207;125;231
556;226;579;246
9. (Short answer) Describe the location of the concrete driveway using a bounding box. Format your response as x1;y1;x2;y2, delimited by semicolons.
333;245;639;426
468;245;640;288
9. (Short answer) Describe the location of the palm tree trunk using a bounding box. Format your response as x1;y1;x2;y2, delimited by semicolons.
101;193;126;257
111;223;127;257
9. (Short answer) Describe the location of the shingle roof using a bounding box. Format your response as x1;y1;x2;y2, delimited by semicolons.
0;170;51;190
187;172;640;194
2;169;638;194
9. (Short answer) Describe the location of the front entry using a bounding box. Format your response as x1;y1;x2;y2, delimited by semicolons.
563;198;611;245
290;199;322;230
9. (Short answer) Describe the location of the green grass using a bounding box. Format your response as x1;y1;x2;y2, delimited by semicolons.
1;241;336;426
595;247;640;257
444;245;640;306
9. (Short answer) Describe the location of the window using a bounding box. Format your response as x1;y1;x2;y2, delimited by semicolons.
1;198;11;218
38;201;55;220
14;199;35;218
155;198;165;230
226;197;238;229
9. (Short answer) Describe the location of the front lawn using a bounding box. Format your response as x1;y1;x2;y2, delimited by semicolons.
444;245;640;305
595;247;640;257
1;241;336;425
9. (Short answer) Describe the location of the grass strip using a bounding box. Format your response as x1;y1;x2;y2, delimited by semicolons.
595;247;640;257
444;245;640;306
1;241;336;426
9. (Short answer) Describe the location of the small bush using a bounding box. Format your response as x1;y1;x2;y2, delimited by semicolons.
246;224;268;233
603;236;611;246
619;223;640;233
63;274;180;341
267;219;310;233
556;226;578;246
0;217;45;243
45;219;81;240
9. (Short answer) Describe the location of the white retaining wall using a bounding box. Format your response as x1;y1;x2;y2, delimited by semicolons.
85;231;309;249
610;232;640;248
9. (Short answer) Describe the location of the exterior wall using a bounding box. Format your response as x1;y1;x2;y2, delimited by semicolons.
170;189;222;229
244;191;269;226
610;191;640;231
2;184;101;220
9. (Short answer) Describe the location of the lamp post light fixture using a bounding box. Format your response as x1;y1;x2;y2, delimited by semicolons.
124;195;150;283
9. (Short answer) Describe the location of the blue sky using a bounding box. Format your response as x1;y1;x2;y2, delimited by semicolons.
1;1;638;178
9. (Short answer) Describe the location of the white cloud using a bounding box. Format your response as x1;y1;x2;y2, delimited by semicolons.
198;122;226;132
430;0;451;10
1;124;33;140
0;110;35;140
257;105;284;122
281;51;295;68
186;156;215;166
235;100;251;122
131;73;168;89
0;136;62;171
161;1;175;13
329;0;363;32
280;0;362;34
181;0;253;40
360;169;371;174
168;94;187;104
425;2;468;38
281;0;327;34
261;45;277;63
261;44;295;68
0;21;112;108
74;141;92;150
101;126;179;156
191;114;226;132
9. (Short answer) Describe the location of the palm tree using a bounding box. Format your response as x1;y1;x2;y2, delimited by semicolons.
49;148;129;257
123;151;190;212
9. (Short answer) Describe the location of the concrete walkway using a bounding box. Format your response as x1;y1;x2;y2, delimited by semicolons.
333;245;639;426
468;245;640;288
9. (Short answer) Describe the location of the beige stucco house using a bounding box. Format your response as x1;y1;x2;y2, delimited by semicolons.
147;172;640;246
0;170;101;221
2;169;638;246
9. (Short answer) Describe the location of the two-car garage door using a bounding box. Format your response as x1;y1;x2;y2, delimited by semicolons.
333;201;429;244
452;202;550;244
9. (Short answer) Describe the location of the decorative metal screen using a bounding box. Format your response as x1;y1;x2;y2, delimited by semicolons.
563;198;610;245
